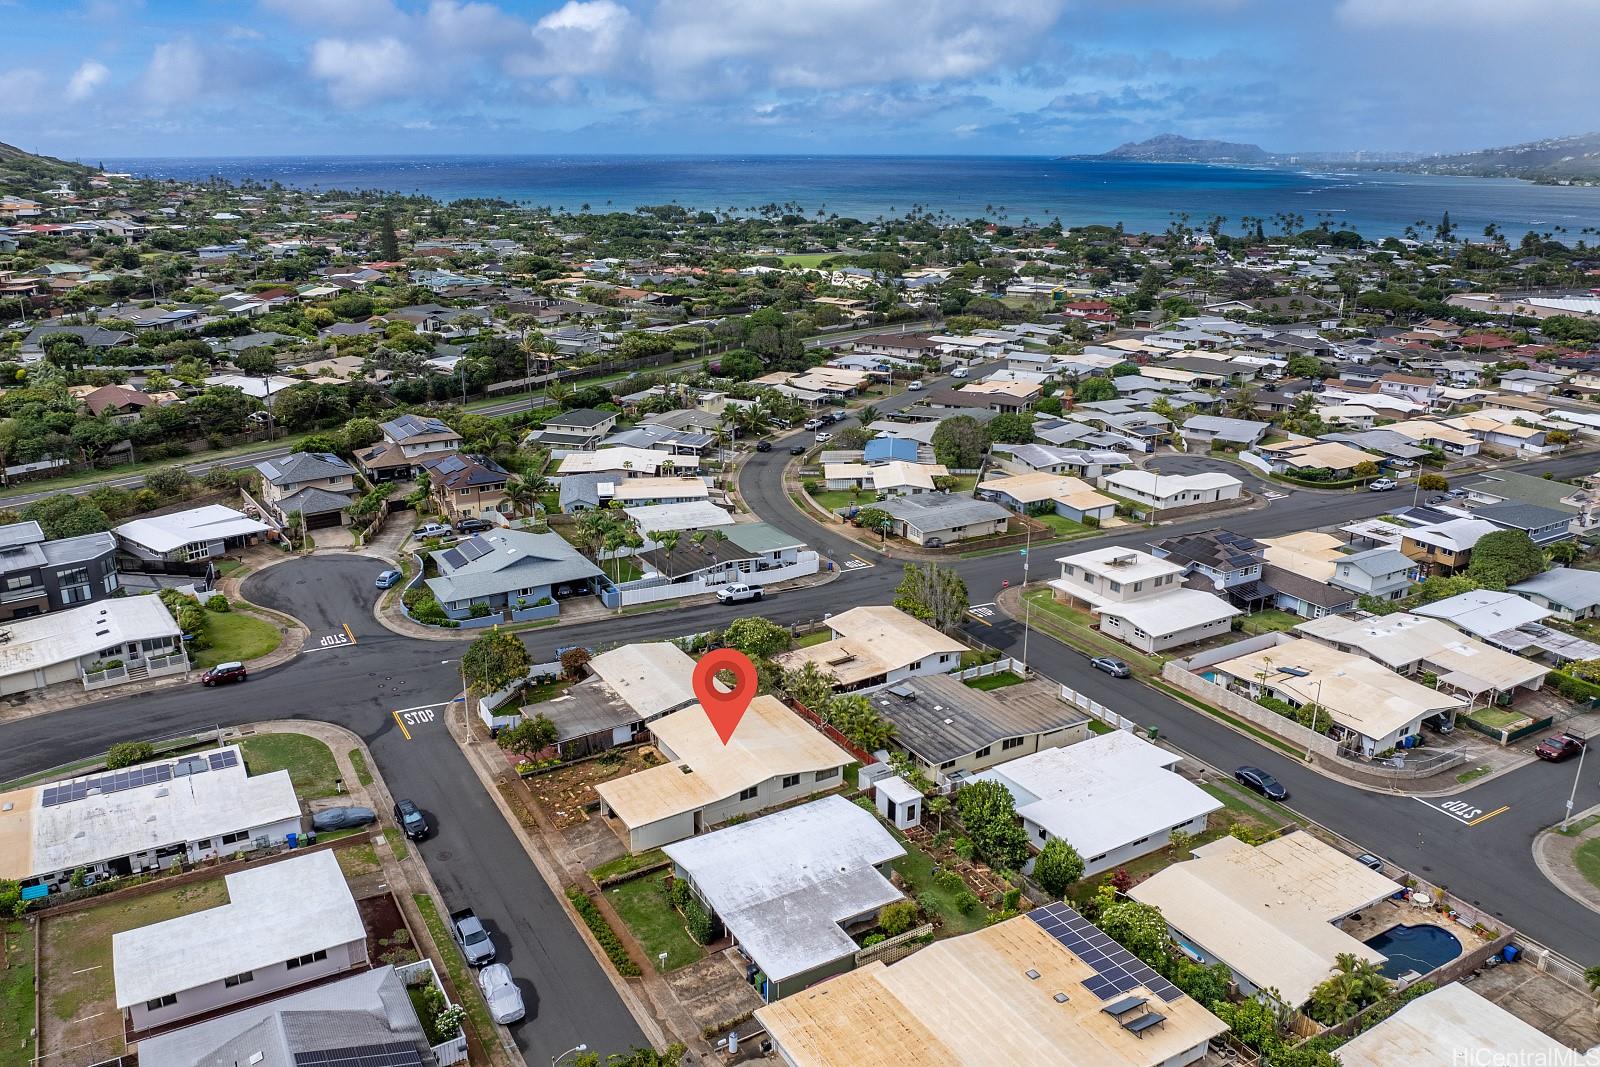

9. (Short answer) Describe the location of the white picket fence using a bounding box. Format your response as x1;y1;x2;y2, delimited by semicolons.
954;658;1027;681
1059;683;1139;732
476;659;563;730
615;551;820;607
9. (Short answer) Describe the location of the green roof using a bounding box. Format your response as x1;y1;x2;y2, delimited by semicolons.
1463;471;1581;513
723;522;804;554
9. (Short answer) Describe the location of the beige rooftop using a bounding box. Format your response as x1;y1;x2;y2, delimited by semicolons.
756;915;1225;1067
980;472;1114;510
774;605;967;687
1294;613;1546;694
1130;834;1401;1009
593;695;850;829
1336;981;1572;1067
1258;531;1346;582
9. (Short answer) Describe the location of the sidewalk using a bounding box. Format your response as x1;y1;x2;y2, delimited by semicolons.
1534;803;1600;917
443;699;691;1056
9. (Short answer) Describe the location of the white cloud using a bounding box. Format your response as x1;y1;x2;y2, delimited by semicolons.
309;36;420;105
506;0;636;78
1336;0;1600;26
65;60;110;102
260;0;401;28
0;68;46;114
142;39;205;105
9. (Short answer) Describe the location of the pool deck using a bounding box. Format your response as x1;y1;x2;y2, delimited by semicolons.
1341;897;1489;977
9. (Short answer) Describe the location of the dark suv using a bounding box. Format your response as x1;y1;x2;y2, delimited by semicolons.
1235;765;1289;801
201;661;248;687
394;798;430;840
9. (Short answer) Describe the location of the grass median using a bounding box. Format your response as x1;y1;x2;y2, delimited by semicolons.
412;894;496;1049
240;732;343;800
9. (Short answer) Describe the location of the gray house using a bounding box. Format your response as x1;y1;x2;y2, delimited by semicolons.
0;521;119;620
1328;547;1418;602
425;529;605;620
255;451;358;529
1510;567;1600;621
878;494;1010;546
1476;502;1575;546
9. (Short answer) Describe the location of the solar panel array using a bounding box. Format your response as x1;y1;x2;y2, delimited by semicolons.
294;1043;423;1067
1027;901;1184;1003
457;536;494;562
40;749;240;808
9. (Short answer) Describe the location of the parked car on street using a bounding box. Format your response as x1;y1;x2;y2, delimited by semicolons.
414;522;452;540
906;380;924;390
478;964;525;1024
455;517;493;533
375;569;403;589
789;444;806;455
815;432;833;443
393;798;430;840
1090;656;1131;678
804;417;826;430
716;583;764;604
1235;765;1289;801
1368;478;1397;492
311;806;376;831
755;440;772;452
451;908;496;966
1535;733;1587;762
201;661;248;687
951;367;969;379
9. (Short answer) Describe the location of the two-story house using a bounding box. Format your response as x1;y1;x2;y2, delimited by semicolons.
1148;528;1268;609
355;413;463;482
526;407;618;451
0;521;120;620
1399;518;1500;576
422;452;512;523
1050;546;1239;653
1378;373;1440;407
254;452;358;530
1328;547;1417;602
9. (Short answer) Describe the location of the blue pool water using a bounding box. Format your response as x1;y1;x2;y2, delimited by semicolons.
1364;924;1463;979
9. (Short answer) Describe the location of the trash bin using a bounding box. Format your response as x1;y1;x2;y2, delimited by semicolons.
286;832;298;849
1502;944;1521;964
1148;727;1160;740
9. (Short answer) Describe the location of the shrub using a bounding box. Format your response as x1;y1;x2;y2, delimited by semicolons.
667;877;691;911
861;933;886;947
205;594;230;612
914;891;941;919
953;890;980;914
684;896;718;944
564;886;641;976
878;900;919;936
951;836;975;861
934;869;966;895
1032;838;1086;897
106;740;155;769
1002;887;1022;911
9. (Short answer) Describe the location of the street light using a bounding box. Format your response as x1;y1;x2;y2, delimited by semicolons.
1020;521;1032;669
552;1044;588;1066
1561;737;1587;831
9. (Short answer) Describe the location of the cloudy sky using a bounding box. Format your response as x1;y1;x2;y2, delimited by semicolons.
2;0;1595;159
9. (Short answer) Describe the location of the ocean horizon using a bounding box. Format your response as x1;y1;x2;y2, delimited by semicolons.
98;153;1600;241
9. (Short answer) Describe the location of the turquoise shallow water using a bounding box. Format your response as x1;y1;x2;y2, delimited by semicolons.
102;153;1600;240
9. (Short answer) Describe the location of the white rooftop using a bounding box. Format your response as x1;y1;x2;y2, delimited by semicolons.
1101;469;1242;496
114;850;365;1008
663;796;905;981
587;642;698;720
1055;545;1185;585
0;596;180;682
622;500;734;533
972;732;1220;861
1336;982;1573;1067
114;504;270;553
1412;588;1551;638
1096;588;1241;637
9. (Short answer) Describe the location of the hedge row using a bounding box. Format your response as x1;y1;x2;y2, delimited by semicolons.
564;885;642;976
1548;669;1600;705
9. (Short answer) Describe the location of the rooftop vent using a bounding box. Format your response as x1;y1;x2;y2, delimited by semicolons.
1054;993;1070;1004
679;765;694;774
1024;969;1040;981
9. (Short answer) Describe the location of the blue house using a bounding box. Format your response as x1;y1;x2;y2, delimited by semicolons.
863;437;919;464
424;530;607;623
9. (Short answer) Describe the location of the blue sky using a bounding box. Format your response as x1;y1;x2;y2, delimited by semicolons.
1;0;1596;158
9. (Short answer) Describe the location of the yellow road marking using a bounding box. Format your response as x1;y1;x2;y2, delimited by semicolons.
392;709;412;741
1467;805;1509;826
342;622;357;644
966;611;993;627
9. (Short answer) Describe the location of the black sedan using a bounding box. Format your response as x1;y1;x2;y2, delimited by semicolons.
1235;765;1289;801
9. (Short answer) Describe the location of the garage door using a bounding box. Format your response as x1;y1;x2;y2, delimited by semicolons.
305;511;344;530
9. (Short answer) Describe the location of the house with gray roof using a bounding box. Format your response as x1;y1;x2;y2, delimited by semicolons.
357;413;463;481
0;520;119;620
255;452;357;529
1475;501;1575;545
1510;567;1600;621
425;530;605;621
1329;547;1418;602
20;324;134;362
1180;415;1270;449
525;407;617;450
634;522;805;586
878;493;1010;546
870;673;1089;785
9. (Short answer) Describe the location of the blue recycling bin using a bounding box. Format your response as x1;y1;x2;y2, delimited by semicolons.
1502;945;1520;963
286;832;298;849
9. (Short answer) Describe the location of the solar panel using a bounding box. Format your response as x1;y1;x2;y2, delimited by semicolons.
209;750;240;771
294;1043;423;1067
439;549;466;569
1026;902;1185;1004
40;762;174;807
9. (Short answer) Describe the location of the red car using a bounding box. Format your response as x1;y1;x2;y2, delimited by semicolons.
1535;733;1587;762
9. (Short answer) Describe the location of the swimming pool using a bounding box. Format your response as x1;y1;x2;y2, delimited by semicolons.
1364;923;1463;979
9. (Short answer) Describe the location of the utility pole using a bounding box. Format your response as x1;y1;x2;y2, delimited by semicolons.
1561;738;1587;831
1020;522;1032;669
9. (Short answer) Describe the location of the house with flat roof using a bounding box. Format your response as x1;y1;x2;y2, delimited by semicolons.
604;475;710;507
114;505;271;571
113;850;368;1032
594;694;854;850
772;605;967;692
0;744;298;893
1409;589;1551;640
1511;567;1600;621
621;500;733;536
755;907;1227;1067
972;731;1220;877
1203;636;1465;754
1335;981;1574;1067
1098;469;1242;512
868;674;1089;785
663;796;905;1001
135;965;442;1067
877;494;1010;546
557;446;697;478
977;472;1117;523
425;529;605;621
531;641;698;757
0;595;187;697
1051;547;1239;653
1179;415;1270;449
988;443;1130;480
0;520;119;620
1130;833;1402;1010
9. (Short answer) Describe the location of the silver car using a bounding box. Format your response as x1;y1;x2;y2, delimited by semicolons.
477;963;525;1024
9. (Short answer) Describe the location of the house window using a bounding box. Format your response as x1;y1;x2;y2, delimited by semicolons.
195;838;213;850
224;971;254;988
1038;828;1048;841
221;830;249;845
1108;581;1122;593
814;767;839;782
1002;737;1024;751
286;950;328;970
1132;581;1143;592
974;745;992;759
738;785;758;801
146;994;177;1011
939;759;956;770
781;774;800;789
3;576;31;592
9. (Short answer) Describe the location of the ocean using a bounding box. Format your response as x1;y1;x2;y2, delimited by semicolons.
100;154;1600;241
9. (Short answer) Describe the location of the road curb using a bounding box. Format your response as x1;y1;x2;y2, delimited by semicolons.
1531;803;1600;918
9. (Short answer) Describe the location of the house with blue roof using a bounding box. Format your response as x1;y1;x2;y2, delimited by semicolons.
863;437;919;464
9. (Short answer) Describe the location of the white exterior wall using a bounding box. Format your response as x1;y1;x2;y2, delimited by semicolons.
628;765;849;850
1100;612;1232;653
1025;811;1209;878
128;937;366;1031
919;723;1088;782
882;650;961;686
184;815;302;865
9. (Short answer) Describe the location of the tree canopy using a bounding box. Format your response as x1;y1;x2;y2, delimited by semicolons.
1465;529;1545;588
461;629;531;693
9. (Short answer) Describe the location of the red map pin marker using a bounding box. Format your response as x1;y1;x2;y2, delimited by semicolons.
693;648;758;745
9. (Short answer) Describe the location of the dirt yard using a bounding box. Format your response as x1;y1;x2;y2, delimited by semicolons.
524;746;665;829
38;879;231;1065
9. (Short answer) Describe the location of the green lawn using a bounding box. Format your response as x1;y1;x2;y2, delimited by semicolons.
192;608;282;669
888;834;993;936
960;648;1002;670
1086;719;1115;735
383;828;410;861
778;252;840;268
606;876;704;972
240;732;343;800
523;677;575;703
1558;814;1600;837
1201;780;1300;827
1028;513;1090;537
1463;706;1530;732
1456;766;1490;785
1239;609;1304;636
794;629;833;648
965;671;1025;692
1575;839;1600;893
806;488;867;513
1021;590;1165;676
590;848;668;883
0;920;35;1067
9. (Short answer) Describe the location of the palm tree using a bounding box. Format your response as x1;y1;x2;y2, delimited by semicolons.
858;404;880;427
502;476;536;517
1585;964;1600;998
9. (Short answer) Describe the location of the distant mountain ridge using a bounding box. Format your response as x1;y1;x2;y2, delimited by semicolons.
1087;134;1272;164
1401;132;1600;182
0;141;96;197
